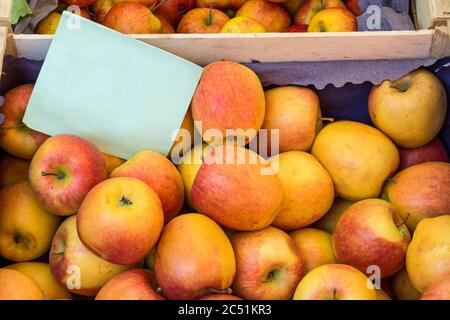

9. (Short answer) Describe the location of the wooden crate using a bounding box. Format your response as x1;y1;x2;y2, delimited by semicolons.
415;0;450;29
2;0;450;65
0;26;7;74
0;0;12;27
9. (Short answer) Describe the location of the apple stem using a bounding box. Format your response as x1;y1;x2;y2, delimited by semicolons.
41;171;65;180
320;117;335;122
207;288;233;295
206;4;215;26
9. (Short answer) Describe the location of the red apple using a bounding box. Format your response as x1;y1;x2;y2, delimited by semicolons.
287;24;308;32
153;0;195;28
29;134;107;216
199;294;242;300
104;2;162;34
295;0;346;25
64;0;97;7
177;8;229;33
236;0;291;32
344;0;362;16
398;138;449;171
96;269;165;300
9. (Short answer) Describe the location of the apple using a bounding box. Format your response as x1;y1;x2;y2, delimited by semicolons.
220;16;267;33
154;213;236;300
392;268;421;300
191;60;265;143
287;24;308;32
231;226;304;300
311;121;399;201
376;289;391;300
236;0;291;32
332;199;411;278
420;276;450;300
397;138;449;171
294;264;377;300
368;69;447;149
383;162;450;230
104;2;162;34
343;0;362;16
272;151;334;230
308;7;357;32
176;143;206;209
260;86;323;154
199;294;242;300
6;262;72;300
283;0;303;17
153;0;196;28
96;269;165;300
0;268;45;300
50;216;134;296
113;0;158;6
90;0;114;23
406;215;450;293
295;0;346;25
102;153;125;175
177;8;230;33
290;228;336;273
0;84;49;160
0;181;61;262
29;134;107;216
77;177;164;265
63;0;96;7
314;198;353;234
156;13;176;33
35;12;62;35
191;144;284;231
0;152;30;187
110;150;184;223
168;107;195;159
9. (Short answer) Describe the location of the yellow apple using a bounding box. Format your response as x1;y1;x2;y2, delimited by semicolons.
220;16;267;33
308;7;357;32
0;152;30;188
392;268;421;300
0;268;45;300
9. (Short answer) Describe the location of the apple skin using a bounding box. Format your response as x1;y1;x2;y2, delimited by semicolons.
168;107;195;158
314;198;353;234
192;145;284;231
155;14;176;33
220;16;267;33
0;152;30;188
397;138;449;171
294;264;377;300
236;0;291;32
382;162;450;230
368;70;447;149
0;268;45;300
311;121;399;202
154;213;236;300
392;268;422;300
199;294;242;300
406;215;450;293
191;60;265;144
102;153;125;175
104;2;162;34
420;276;450;300
308;7;357;32
63;0;97;7
77;177;164;265
177;8;230;33
29;134;107;216
90;0;114;23
0;84;49;160
333;199;411;279
344;0;362;16
6;262;72;300
231;226;304;300
295;0;346;25
283;0;304;18
261;86;322;154
153;0;196;28
0;181;61;262
272;151;334;230
287;24;308;32
96;269;165;300
110;150;185;223
290;228;336;273
50;216;135;296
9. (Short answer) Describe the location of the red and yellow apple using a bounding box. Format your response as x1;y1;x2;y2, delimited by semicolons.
294;264;377;300
308;7;357;32
29;134;107;216
383;162;450;230
77;177;164;265
96;269;165;300
0;84;48;160
295;0;346;25
154;213;236;300
199;294;242;300
177;8;229;33
392;268;421;300
0;181;61;262
397;138;449;171
192;145;284;231
0;153;30;187
104;2;162;34
314;198;353;233
369;69;447;149
63;0;97;7
155;14;176;33
420;276;450;300
153;0;196;28
236;0;291;32
0;268;45;300
332;199;411;278
220;16;267;33
50;215;134;296
110;150;184;223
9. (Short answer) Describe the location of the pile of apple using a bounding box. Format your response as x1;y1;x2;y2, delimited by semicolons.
35;0;360;34
0;60;450;300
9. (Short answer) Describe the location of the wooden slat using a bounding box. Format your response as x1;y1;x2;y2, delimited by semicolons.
11;30;436;65
416;0;450;29
0;0;12;26
0;26;7;77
